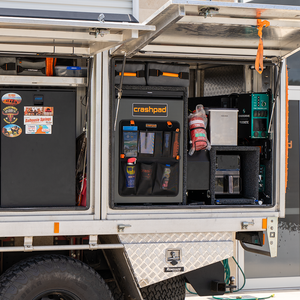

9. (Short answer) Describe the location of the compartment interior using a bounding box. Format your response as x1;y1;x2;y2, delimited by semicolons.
111;58;275;209
0;55;89;210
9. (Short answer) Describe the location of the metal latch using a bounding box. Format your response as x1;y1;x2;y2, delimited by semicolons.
24;236;33;252
118;224;131;232
198;7;219;18
89;29;110;38
241;220;254;229
89;235;98;250
98;13;105;23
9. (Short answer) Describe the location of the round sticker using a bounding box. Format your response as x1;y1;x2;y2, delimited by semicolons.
2;124;22;138
2;106;19;124
2;93;22;106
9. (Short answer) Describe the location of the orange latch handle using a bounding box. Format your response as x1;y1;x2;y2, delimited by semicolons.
255;19;270;74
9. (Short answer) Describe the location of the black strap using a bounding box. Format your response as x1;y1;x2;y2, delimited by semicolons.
136;70;145;78
149;69;189;80
190;126;206;131
115;69;145;78
0;62;15;71
149;69;161;77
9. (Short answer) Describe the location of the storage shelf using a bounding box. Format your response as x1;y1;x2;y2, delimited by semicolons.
0;75;87;87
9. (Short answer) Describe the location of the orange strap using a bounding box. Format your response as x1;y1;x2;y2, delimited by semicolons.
45;58;57;76
255;19;270;74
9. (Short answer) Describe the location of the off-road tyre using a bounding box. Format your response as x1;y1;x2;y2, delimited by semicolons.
107;281;125;300
0;254;114;300
140;275;186;300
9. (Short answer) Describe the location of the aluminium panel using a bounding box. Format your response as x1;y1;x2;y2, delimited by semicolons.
0;8;155;55
115;1;300;59
204;66;244;97
119;232;233;287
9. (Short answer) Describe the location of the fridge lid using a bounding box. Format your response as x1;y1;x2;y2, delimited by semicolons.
0;7;155;56
112;0;300;61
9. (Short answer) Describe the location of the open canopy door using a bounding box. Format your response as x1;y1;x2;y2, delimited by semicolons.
113;0;300;61
0;7;155;56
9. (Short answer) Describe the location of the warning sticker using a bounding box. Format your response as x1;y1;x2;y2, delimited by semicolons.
24;116;53;125
24;106;54;116
2;106;19;124
25;125;52;134
2;124;22;137
2;93;22;106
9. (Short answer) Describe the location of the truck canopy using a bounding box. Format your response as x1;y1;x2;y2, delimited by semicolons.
0;7;155;56
1;2;300;60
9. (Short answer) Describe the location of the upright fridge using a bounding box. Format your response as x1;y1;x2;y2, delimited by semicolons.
1;89;76;207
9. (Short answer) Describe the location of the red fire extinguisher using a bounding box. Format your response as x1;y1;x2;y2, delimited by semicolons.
189;105;210;155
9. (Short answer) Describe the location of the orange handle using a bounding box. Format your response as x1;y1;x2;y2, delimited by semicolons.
162;72;179;78
119;72;136;77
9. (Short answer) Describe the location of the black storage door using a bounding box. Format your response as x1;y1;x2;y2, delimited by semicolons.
1;89;76;207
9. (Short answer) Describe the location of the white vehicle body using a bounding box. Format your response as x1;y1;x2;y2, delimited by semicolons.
0;1;297;299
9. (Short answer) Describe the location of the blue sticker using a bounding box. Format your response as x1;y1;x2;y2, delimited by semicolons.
123;126;138;131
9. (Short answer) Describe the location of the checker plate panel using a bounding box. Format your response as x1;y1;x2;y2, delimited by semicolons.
119;232;234;287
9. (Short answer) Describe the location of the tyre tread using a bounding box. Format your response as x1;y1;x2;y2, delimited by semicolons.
141;275;185;300
0;254;114;300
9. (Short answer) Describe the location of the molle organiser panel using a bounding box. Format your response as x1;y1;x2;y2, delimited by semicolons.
118;120;181;202
112;85;187;206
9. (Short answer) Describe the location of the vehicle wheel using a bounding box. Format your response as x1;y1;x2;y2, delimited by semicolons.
140;275;186;300
107;281;124;300
0;254;114;300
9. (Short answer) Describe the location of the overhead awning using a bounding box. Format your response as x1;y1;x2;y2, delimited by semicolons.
113;0;300;61
0;7;155;56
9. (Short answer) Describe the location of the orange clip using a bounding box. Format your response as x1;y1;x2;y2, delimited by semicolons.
167;121;172;127
176;155;180;160
120;154;125;159
176;128;180;132
130;120;135;125
255;19;270;74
